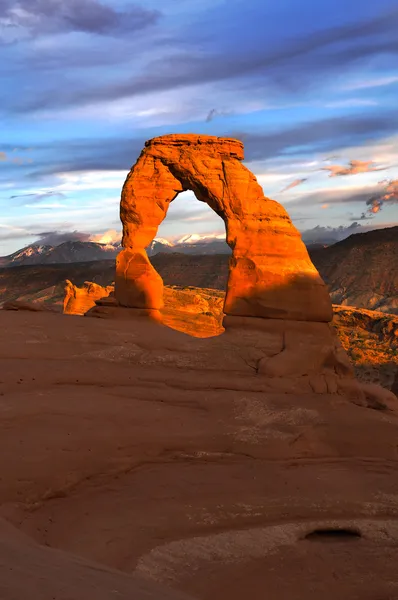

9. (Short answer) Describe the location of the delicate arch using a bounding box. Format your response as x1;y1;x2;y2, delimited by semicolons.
115;134;332;323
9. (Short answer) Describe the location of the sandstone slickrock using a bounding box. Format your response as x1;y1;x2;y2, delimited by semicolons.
0;518;194;600
61;263;396;408
1;309;398;600
115;134;332;322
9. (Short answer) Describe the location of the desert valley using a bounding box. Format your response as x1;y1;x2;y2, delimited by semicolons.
0;133;397;600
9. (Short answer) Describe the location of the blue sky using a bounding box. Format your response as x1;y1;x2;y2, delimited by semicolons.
0;0;397;253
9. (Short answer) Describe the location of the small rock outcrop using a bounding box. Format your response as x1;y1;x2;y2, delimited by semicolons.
63;280;114;316
115;134;332;323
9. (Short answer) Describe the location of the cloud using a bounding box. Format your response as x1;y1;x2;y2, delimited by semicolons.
364;179;398;216
10;191;66;203
33;229;91;246
8;7;398;114
0;0;160;42
17;112;398;184
302;221;398;245
343;76;398;91
237;112;398;162
293;185;383;209
0;224;33;242
89;228;121;244
322;159;386;177
301;222;364;244
280;178;307;193
205;108;231;122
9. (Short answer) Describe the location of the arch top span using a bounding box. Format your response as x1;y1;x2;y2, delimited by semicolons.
115;133;333;323
144;134;245;161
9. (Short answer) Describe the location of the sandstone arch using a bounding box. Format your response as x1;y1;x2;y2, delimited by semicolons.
115;134;332;322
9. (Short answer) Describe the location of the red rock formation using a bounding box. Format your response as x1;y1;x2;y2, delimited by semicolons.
63;280;114;316
115;134;332;322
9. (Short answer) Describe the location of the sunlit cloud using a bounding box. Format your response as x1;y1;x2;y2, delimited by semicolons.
322;159;387;177
363;179;398;216
90;228;121;244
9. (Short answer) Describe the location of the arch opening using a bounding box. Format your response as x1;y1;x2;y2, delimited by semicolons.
156;189;228;250
154;189;230;338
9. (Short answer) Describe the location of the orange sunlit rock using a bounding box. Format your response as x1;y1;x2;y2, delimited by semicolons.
63;280;114;315
115;134;332;322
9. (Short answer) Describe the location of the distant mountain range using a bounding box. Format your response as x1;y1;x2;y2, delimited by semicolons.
0;225;396;315
0;235;232;268
308;225;398;314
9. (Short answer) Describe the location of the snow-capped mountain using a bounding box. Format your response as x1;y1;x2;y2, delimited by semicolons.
0;234;231;267
175;233;225;245
0;244;53;267
146;238;175;256
0;241;121;267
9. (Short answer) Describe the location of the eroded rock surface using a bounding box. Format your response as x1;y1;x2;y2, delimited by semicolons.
62;279;395;407
1;309;398;600
63;279;114;316
115;134;332;322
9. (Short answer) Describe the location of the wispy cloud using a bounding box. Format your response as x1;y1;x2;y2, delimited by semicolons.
8;8;398;115
10;191;66;203
0;224;33;242
292;184;383;208
343;75;398;91
205;108;231;122
0;0;161;43
280;178;307;193
322;159;386;177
